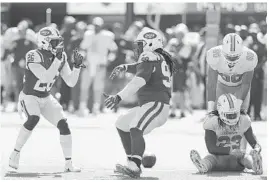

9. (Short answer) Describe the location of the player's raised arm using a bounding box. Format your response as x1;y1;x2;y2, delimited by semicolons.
27;50;63;83
60;50;83;87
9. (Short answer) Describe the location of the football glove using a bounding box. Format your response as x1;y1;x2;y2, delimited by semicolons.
252;143;262;153
103;93;122;110
230;149;245;159
109;64;127;80
55;42;64;60
73;48;86;68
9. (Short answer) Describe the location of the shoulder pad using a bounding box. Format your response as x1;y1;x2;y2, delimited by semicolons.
239;115;251;133
26;50;42;64
206;46;221;70
203;115;219;131
137;51;160;63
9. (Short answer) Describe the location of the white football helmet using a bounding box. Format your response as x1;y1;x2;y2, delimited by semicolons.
133;27;163;59
37;26;63;55
222;33;243;67
217;93;240;126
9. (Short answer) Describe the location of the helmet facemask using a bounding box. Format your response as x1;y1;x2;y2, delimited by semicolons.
47;37;64;55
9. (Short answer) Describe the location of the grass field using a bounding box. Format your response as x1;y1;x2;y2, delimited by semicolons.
1;109;267;180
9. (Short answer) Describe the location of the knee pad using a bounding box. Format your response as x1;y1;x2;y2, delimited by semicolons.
23;115;40;131
57;119;71;135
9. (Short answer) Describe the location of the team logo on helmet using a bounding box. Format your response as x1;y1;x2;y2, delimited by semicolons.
40;29;52;36
143;32;157;39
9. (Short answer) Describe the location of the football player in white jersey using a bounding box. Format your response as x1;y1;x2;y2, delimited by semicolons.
206;33;258;115
9;27;84;172
190;94;263;174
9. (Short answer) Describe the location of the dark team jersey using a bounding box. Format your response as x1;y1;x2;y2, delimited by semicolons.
135;51;172;106
23;49;66;98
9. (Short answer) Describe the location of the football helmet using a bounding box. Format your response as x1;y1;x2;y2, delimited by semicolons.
37;26;63;55
133;27;163;59
222;33;243;67
217;93;240;126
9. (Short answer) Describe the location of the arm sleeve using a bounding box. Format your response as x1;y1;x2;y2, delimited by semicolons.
205;130;230;155
235;70;254;101
118;76;146;100
60;53;81;87
27;51;62;83
135;62;154;82
244;126;258;149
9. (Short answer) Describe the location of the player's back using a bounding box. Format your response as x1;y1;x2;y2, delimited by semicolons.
204;115;251;151
137;52;171;106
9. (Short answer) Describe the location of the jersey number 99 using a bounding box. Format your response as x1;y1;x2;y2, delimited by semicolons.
161;61;171;88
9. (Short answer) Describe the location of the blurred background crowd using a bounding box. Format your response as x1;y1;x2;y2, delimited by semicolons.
0;2;267;121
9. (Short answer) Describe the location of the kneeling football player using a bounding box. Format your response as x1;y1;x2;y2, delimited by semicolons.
190;93;263;175
104;27;176;178
9;27;85;172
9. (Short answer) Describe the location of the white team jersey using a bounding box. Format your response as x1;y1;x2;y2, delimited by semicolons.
206;45;258;86
80;29;116;66
204;115;251;150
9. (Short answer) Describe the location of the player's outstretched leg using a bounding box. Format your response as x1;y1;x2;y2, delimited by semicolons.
57;119;81;172
9;115;39;170
190;150;216;173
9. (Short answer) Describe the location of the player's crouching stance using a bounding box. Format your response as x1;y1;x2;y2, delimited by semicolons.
9;27;85;172
190;94;263;175
104;27;175;178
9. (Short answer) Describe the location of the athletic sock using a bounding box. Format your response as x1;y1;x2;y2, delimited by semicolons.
117;128;132;156
130;128;145;168
14;126;32;152
60;134;72;159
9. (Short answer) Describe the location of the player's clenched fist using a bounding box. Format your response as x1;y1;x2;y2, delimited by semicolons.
73;48;86;68
109;64;127;79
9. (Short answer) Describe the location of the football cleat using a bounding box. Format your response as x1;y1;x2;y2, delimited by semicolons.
250;150;263;175
190;150;208;174
64;160;81;172
114;160;142;178
9;151;20;170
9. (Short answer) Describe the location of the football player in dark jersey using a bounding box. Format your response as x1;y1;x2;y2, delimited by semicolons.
104;27;176;178
9;26;85;172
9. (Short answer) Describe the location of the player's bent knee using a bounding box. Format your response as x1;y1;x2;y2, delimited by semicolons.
130;127;143;138
57;119;71;135
23;115;40;131
115;116;129;132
